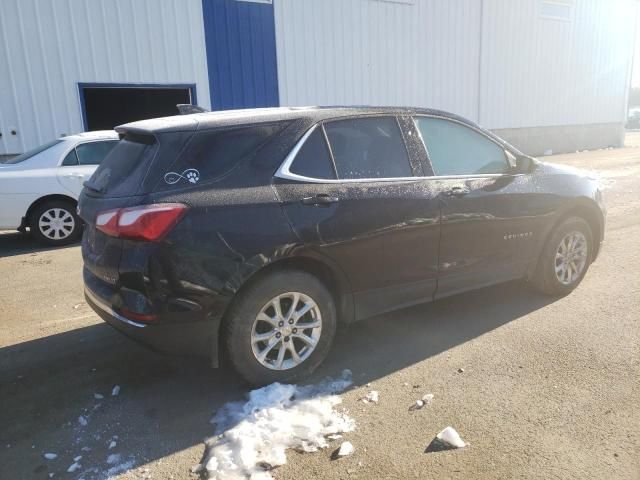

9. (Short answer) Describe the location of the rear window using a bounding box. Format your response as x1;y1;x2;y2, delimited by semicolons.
156;123;285;190
86;134;158;197
2;139;62;164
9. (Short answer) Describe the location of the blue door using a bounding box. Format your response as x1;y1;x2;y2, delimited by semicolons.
202;0;280;110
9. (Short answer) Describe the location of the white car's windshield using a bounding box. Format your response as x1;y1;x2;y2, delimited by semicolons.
1;139;62;164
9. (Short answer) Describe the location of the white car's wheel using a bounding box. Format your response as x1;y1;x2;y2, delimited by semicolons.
30;200;82;246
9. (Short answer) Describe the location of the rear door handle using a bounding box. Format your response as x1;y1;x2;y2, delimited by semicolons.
444;186;470;197
301;194;339;206
64;173;84;179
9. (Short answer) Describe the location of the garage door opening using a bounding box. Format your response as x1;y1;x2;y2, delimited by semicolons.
79;84;196;131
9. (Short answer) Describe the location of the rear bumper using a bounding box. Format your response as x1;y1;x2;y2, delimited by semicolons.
85;286;219;362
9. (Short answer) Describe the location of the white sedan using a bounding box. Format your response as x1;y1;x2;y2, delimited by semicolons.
0;131;118;245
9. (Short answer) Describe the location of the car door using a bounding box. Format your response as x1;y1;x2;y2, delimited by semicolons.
57;140;117;196
274;115;442;320
413;115;544;298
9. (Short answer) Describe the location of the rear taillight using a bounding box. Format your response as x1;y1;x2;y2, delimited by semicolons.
95;203;188;241
118;307;157;323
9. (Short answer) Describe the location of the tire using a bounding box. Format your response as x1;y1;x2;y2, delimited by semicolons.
530;216;593;296
29;200;82;246
223;269;337;386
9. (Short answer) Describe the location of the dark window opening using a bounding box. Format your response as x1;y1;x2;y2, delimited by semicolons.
81;86;192;131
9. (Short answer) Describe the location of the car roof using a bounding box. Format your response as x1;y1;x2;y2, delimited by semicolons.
115;106;476;135
62;130;119;142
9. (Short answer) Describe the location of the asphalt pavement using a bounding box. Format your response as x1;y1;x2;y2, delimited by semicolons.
1;138;639;479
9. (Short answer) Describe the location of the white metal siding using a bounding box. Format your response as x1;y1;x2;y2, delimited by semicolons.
0;0;210;154
274;0;482;121
480;0;637;129
274;0;636;131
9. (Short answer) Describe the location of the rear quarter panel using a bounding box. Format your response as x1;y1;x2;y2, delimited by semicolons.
115;165;300;326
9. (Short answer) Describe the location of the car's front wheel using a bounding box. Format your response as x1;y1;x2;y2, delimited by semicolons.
531;216;593;296
30;200;82;246
223;269;337;385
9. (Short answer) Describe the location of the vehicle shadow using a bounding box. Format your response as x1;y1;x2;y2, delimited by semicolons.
0;280;554;479
0;231;80;258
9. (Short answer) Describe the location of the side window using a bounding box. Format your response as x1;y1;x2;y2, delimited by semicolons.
415;117;508;175
289;128;336;180
160;123;286;189
61;149;79;166
324;117;413;179
76;141;118;165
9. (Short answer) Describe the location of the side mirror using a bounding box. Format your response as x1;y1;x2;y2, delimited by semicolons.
505;151;534;173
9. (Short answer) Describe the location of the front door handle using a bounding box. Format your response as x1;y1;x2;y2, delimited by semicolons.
444;186;470;198
301;194;339;206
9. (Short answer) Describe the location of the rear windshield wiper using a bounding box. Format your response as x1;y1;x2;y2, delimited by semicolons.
83;180;105;194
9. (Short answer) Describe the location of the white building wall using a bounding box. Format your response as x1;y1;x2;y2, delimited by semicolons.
275;0;636;132
480;0;637;129
0;0;211;155
274;0;483;122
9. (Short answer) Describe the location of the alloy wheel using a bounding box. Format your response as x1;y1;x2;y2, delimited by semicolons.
251;292;322;370
554;231;588;285
38;208;75;241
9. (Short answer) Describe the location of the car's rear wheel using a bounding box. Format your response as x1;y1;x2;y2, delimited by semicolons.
531;216;593;296
30;200;82;246
223;269;336;385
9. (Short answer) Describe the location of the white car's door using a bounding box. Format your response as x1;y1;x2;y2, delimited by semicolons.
57;140;117;196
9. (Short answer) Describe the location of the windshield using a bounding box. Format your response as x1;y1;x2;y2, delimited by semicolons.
1;139;63;164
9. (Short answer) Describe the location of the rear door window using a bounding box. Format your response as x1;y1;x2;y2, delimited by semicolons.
2;139;62;164
323;117;412;179
76;141;118;165
289;127;336;180
414;117;509;175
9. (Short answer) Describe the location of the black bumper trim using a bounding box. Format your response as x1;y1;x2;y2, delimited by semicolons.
84;286;147;328
85;285;217;359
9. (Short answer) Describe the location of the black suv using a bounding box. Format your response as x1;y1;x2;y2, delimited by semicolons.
80;107;605;385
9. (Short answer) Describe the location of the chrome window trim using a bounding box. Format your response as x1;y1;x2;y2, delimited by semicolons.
274;116;518;184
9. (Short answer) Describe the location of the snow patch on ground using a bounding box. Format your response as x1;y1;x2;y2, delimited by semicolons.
436;426;467;448
200;369;355;479
337;441;354;457
104;458;136;478
361;390;379;404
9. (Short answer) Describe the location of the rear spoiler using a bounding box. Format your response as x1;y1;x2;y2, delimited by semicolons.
177;104;209;115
